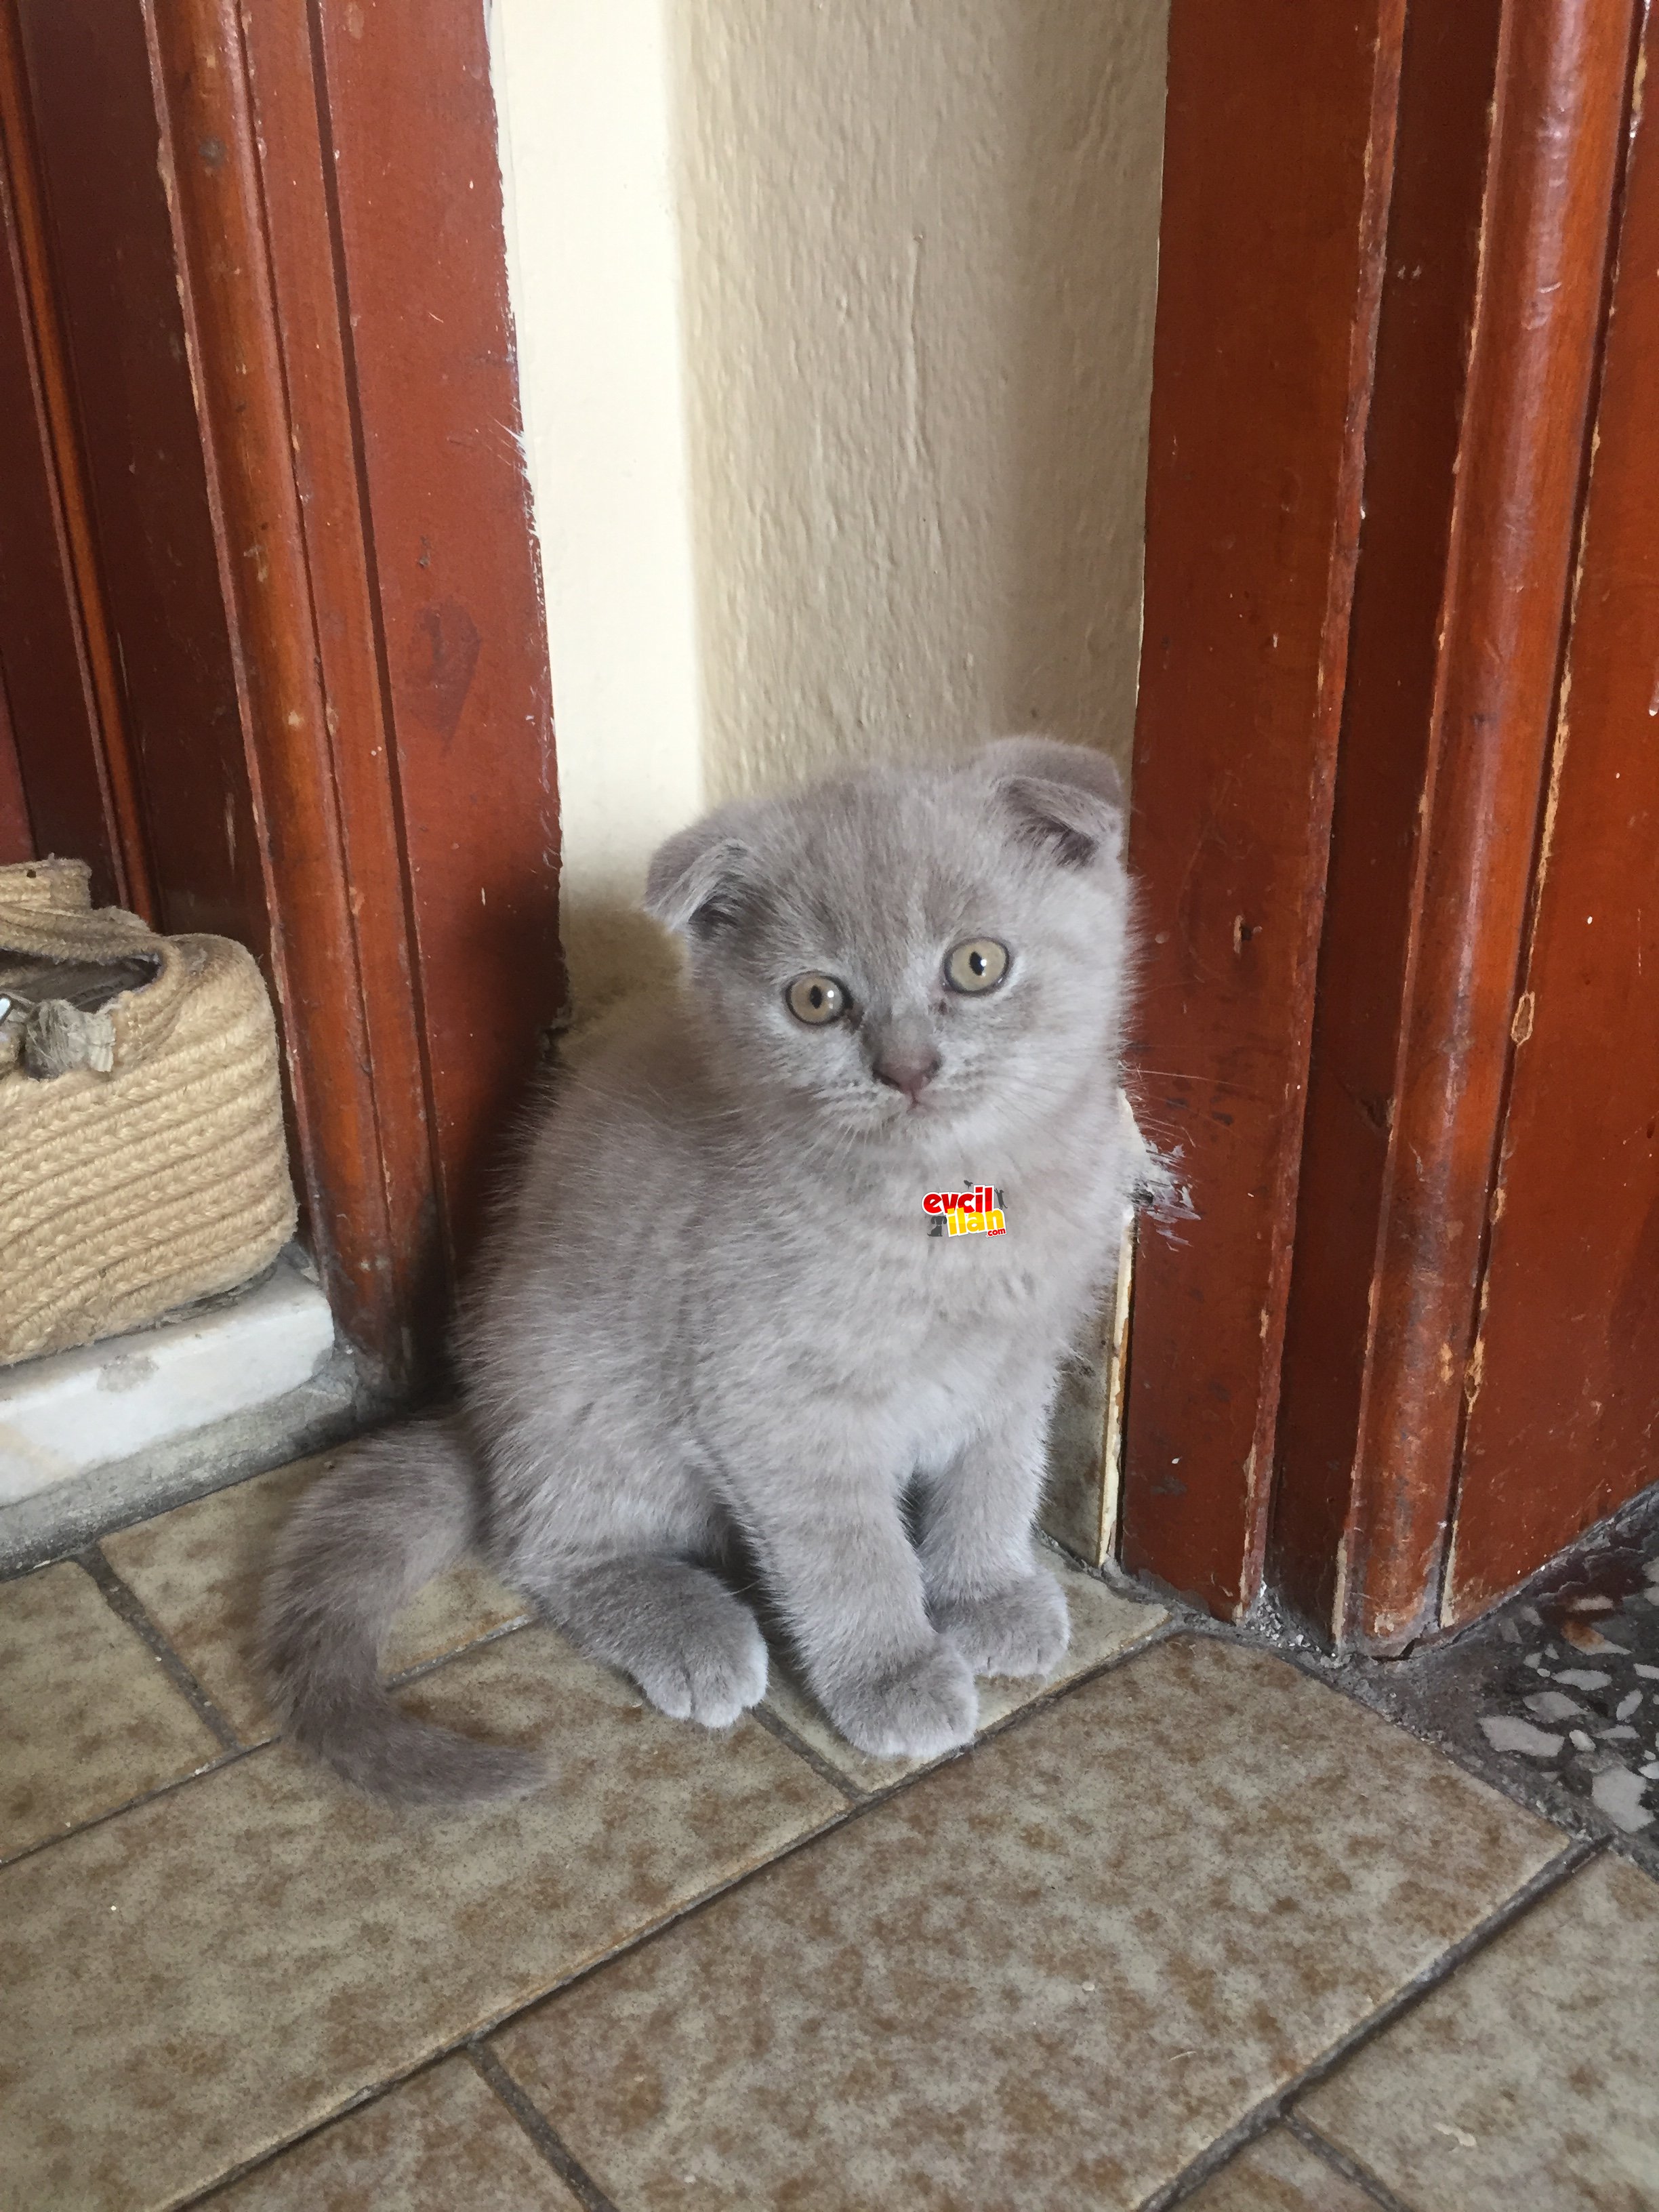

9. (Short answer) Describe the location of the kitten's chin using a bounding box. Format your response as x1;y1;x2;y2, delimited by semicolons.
865;1091;990;1150
813;1094;947;1148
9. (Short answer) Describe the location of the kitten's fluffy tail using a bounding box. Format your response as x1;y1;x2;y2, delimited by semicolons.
261;1422;542;1807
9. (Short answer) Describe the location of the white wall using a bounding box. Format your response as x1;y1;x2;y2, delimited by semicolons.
493;0;1168;1009
491;0;705;1010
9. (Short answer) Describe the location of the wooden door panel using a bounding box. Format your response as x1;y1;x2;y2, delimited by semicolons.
1124;0;1645;1639
1338;0;1635;1647
0;2;146;913
1267;0;1504;1640
0;215;110;886
308;0;562;1267
1122;0;1408;1618
1446;20;1659;1620
1280;0;1635;1649
14;0;262;948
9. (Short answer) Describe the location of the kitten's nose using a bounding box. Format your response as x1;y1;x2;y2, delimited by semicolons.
873;1050;941;1104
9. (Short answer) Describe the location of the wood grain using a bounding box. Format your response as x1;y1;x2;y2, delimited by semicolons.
14;0;263;948
305;0;563;1271
134;0;560;1378
1268;0;1507;1639
1337;0;1635;1648
0;0;151;915
1447;1;1659;1621
1120;0;1408;1617
144;0;427;1380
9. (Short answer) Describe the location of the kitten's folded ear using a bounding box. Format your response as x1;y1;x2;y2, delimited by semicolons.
643;807;765;939
975;737;1126;869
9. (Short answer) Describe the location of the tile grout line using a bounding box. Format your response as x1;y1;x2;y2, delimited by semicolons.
155;1627;1186;2205
165;1616;1185;2199
151;1800;874;2205
1150;1601;1632;1863
31;1603;1575;2209
174;1616;1576;2212
731;1618;1184;1836
1271;1635;1614;1851
1;1594;1165;1884
381;1612;537;1690
1283;2110;1419;2212
1;1602;544;1875
0;1610;541;1875
170;2049;461;2209
442;1623;1185;2044
468;2041;623;2212
1138;1833;1605;2211
17;1600;1179;2201
173;2040;624;2212
78;1544;244;1751
163;1831;846;2211
830;1615;1184;1816
0;1740;263;1872
155;1769;1561;2212
748;1699;866;1799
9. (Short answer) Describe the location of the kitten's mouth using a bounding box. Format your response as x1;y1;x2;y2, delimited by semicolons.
875;1090;942;1134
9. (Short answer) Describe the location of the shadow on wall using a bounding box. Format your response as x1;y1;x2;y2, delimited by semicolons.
1008;0;1167;767
556;901;685;1031
669;0;1169;802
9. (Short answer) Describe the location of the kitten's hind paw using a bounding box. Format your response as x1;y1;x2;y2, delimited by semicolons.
827;1640;978;1761
631;1588;769;1729
546;1558;769;1729
933;1570;1070;1679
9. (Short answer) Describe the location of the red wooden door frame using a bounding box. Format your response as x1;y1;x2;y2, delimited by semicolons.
1122;0;1645;1645
0;0;563;1391
1121;0;1407;1623
1447;12;1659;1624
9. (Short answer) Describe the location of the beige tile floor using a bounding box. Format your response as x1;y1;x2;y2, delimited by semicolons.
0;1449;1654;2211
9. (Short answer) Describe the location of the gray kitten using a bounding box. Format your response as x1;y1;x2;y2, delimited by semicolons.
263;738;1141;1803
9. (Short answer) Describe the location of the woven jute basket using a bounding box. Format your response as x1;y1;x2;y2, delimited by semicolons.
0;858;297;1366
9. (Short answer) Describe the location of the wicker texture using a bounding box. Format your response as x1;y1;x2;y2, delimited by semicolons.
1;860;297;1364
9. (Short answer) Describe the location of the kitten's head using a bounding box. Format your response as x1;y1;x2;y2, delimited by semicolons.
644;739;1134;1150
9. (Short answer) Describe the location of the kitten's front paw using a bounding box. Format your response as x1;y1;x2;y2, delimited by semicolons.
933;1570;1070;1679
827;1641;978;1761
631;1592;769;1729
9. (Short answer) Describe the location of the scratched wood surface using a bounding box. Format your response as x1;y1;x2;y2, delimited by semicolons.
1120;0;1407;1618
1123;0;1643;1639
0;684;30;863
1267;0;1505;1643
145;0;430;1378
1446;3;1659;1623
307;0;563;1273
142;0;561;1376
1265;0;1637;1650
1333;0;1636;1647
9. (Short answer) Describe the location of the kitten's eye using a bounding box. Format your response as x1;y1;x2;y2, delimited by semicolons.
785;973;848;1025
943;938;1010;994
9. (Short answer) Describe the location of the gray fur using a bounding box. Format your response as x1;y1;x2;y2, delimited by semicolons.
262;739;1141;1800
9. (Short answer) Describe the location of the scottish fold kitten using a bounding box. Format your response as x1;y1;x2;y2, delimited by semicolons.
264;738;1141;1803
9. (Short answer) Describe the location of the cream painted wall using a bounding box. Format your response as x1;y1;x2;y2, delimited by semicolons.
673;1;1168;806
492;0;1168;1007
